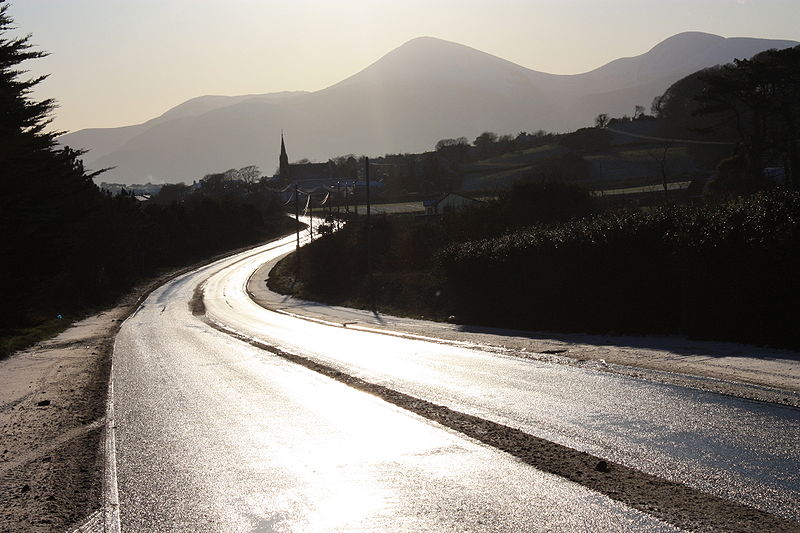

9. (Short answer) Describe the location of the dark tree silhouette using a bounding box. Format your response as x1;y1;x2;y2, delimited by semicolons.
473;131;498;158
0;2;288;352
695;46;800;189
657;46;800;191
0;0;104;327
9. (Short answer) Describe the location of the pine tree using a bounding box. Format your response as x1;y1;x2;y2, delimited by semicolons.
0;0;58;157
0;0;105;329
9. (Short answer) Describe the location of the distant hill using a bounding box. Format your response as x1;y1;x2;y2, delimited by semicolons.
59;32;798;183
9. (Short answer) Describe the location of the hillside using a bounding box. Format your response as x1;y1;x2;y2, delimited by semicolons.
457;120;700;194
60;33;797;183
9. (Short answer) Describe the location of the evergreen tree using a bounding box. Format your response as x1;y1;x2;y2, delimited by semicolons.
0;0;58;162
0;0;104;328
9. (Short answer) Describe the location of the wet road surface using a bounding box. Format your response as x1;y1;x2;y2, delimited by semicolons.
204;235;800;522
113;232;800;531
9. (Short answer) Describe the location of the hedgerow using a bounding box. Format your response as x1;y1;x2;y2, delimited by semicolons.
437;190;800;347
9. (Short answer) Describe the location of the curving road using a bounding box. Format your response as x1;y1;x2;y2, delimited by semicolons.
112;229;800;532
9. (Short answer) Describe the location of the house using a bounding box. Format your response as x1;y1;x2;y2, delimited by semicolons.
423;192;484;215
100;182;163;197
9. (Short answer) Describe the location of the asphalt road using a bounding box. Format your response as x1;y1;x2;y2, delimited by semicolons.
112;231;799;532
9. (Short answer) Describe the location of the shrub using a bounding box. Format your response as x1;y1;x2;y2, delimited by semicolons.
437;189;800;348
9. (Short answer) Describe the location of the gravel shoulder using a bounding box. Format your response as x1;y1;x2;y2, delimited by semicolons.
1;293;126;532
252;254;800;408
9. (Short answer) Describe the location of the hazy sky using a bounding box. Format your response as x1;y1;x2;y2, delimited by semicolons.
7;0;799;133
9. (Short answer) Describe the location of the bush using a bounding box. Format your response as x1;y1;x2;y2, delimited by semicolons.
438;189;800;348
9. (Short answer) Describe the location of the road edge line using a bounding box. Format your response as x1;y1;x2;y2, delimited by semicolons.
275;306;479;346
102;374;121;533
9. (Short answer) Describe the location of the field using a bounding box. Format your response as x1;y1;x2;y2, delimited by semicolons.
458;137;700;194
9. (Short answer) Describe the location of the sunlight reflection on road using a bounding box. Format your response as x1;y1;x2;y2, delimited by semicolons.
112;231;684;531
199;226;800;523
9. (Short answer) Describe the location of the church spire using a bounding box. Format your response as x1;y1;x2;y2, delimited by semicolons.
279;131;289;182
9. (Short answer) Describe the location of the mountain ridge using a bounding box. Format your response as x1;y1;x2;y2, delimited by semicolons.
61;33;798;183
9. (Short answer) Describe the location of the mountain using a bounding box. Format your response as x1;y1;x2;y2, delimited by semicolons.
60;32;798;183
60;91;309;171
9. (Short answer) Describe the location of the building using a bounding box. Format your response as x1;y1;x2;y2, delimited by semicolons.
423;192;484;215
278;133;339;185
99;182;163;197
277;133;348;206
276;134;386;210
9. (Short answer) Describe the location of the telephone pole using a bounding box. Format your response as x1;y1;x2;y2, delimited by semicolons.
308;194;313;241
365;157;373;308
294;183;300;273
366;156;371;219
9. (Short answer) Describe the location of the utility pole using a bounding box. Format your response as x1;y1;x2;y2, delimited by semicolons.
308;195;313;241
365;157;372;308
294;183;300;273
344;180;350;217
353;178;358;215
366;156;371;219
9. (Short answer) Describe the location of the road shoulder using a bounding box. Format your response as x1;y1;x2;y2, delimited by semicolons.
0;299;123;531
250;254;800;408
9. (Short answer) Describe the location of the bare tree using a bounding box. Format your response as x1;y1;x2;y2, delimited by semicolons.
222;168;240;181
238;165;260;184
649;142;673;204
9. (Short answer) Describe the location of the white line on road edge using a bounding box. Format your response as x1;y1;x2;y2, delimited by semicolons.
102;372;121;532
68;375;121;533
270;306;494;350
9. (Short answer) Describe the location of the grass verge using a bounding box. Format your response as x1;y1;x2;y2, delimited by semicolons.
0;319;73;359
